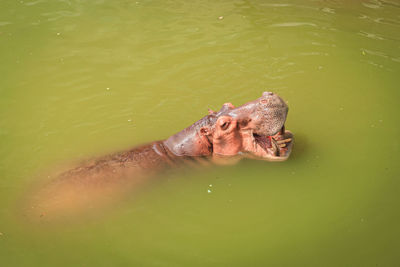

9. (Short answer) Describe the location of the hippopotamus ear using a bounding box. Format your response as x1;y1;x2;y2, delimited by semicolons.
218;103;235;113
223;102;235;109
208;108;216;115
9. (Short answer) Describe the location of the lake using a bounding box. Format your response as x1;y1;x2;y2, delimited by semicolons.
0;0;399;266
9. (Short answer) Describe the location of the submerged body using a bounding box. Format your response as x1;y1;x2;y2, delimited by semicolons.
26;92;293;220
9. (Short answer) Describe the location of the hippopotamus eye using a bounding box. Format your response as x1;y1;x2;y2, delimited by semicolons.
220;121;230;130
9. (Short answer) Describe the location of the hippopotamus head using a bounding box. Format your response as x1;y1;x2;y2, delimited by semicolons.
164;92;293;162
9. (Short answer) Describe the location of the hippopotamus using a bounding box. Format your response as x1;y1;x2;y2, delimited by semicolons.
26;92;293;220
165;91;293;162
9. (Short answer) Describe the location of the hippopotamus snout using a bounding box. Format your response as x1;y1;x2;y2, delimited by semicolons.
261;92;287;108
255;92;288;136
229;92;288;137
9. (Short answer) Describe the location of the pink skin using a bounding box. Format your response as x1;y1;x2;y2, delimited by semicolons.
199;101;293;162
212;115;242;156
164;92;293;161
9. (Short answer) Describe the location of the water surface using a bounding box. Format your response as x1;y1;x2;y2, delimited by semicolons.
1;0;399;266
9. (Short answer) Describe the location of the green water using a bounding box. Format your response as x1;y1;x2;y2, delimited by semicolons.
1;0;400;266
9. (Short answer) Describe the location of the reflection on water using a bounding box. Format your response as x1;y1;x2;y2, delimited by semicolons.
0;0;399;266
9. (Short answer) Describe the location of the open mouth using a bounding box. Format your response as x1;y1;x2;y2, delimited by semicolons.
252;125;293;160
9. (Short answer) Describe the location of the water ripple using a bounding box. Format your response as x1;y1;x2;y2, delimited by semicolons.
364;48;400;63
362;1;383;9
374;17;400;27
41;10;81;21
269;22;317;28
381;0;400;8
0;21;12;26
321;7;335;14
299;52;329;56
359;31;385;40
24;0;45;6
359;14;400;27
259;3;292;7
